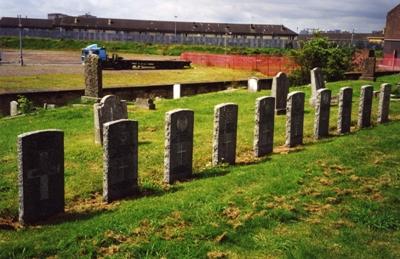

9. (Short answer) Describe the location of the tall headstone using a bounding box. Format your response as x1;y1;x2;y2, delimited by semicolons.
285;92;305;147
271;72;289;115
310;67;325;106
212;103;238;165
84;54;103;98
358;85;374;128
248;77;259;92
18;130;64;224
103;119;138;203
10;101;18;116
94;95;128;145
164;109;194;183
314;89;331;139
173;84;181;99
254;96;275;157
337;87;353;134
377;83;391;124
360;50;376;81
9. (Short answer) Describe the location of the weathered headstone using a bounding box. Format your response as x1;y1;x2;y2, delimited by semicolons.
377;83;391;124
84;54;103;99
164;109;194;183
173;84;181;99
248;77;259;92
135;98;156;110
314;89;331;139
103;119;138;202
358;85;374;128
310;67;325;106
44;103;56;110
271;72;289;115
18;130;64;224
360;50;376;81
254;96;275;157
94;95;128;145
10;101;18;116
212;103;238;165
285;91;305;147
337;87;353;134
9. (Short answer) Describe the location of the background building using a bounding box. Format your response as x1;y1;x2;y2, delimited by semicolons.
382;3;400;68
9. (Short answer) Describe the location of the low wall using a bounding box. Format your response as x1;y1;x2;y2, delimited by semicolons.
344;71;400;80
0;78;273;116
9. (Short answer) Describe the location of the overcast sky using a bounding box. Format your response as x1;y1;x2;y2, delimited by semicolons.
1;0;399;33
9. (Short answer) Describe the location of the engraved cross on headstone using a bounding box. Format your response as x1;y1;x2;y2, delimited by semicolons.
27;151;57;200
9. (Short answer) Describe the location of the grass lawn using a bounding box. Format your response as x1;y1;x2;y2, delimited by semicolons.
0;74;399;257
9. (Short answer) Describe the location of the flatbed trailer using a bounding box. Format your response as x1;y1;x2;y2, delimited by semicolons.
101;58;191;70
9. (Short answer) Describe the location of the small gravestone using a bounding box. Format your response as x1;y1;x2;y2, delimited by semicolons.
248;77;259;92
271;72;289;115
135;98;156;110
310;67;325;106
44;103;56;110
337;87;353;134
285;91;305;147
358;85;374;128
83;54;102;102
314;89;331;139
360;50;376;81
212;103;238;165
164;109;194;183
18;130;64;224
94;95;128;145
10;101;18;116
103;119;138;202
173;84;181;99
377;83;391;124
254;96;275;157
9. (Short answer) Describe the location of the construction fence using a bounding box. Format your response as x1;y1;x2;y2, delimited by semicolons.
180;52;297;76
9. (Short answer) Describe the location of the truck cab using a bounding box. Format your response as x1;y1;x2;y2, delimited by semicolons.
81;44;107;63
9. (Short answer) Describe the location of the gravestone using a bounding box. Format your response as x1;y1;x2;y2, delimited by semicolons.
377;83;391;124
103;119;138;202
84;54;102;99
271;72;289;115
314;89;331;139
94;95;128;145
212;103;238;165
18;130;64;224
44;103;56;110
285;91;305;147
254;96;275;157
358;85;373;128
135;98;156;110
337;87;353;134
10;101;18;116
173;84;181;99
164;109;194;183
248;77;259;92
310;67;325;106
360;50;376;81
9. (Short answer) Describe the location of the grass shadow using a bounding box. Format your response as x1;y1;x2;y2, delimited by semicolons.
193;166;231;180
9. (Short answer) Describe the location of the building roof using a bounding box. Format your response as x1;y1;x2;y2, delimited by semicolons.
0;15;297;36
385;3;400;40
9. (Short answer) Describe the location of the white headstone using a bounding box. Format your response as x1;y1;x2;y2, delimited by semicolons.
248;77;259;92
173;84;181;99
10;101;18;116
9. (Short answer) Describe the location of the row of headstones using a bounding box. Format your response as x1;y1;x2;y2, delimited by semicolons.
9;101;56;116
17;83;392;224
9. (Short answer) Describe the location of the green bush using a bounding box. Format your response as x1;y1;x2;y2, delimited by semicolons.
17;95;34;114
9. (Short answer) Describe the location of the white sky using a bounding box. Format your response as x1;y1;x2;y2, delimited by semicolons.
1;0;399;33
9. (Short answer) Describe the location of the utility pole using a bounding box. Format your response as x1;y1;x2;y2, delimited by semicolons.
174;15;178;42
18;14;24;66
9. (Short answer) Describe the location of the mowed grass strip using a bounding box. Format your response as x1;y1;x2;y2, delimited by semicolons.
0;75;399;257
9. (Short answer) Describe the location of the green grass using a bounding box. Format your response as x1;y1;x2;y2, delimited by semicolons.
0;74;399;257
0;36;291;56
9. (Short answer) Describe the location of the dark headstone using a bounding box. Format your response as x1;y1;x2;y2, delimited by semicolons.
212;103;238;165
377;83;391;124
271;72;289;115
314;89;331;139
164;109;194;183
285;91;305;147
94;95;128;145
18;130;64;224
254;96;275;157
358;85;373;128
84;54;103;98
337;87;353;134
103;119;139;202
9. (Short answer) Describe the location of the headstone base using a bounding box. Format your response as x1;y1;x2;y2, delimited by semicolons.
359;76;376;81
81;96;101;104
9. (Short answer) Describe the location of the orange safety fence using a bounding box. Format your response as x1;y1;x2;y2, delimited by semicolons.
181;52;297;76
378;55;400;71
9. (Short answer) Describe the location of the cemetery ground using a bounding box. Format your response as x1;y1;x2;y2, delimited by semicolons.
0;49;263;93
0;74;400;257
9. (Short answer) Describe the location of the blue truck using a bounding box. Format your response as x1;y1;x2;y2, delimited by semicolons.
81;44;191;70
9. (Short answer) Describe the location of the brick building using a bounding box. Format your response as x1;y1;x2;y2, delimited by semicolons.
382;3;400;68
